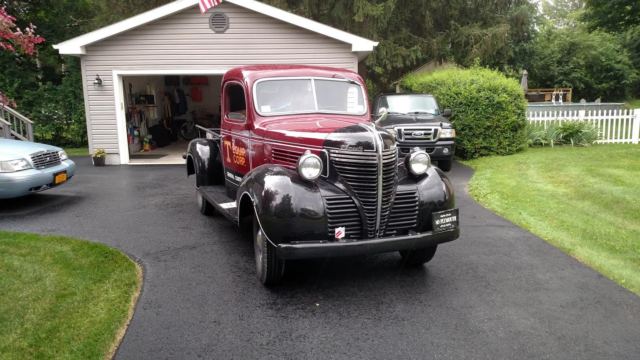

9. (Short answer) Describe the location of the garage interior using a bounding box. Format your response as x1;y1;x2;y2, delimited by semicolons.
123;74;222;165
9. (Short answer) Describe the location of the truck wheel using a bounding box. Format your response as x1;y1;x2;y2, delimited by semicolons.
399;246;437;267
197;191;215;216
438;160;453;172
253;215;285;286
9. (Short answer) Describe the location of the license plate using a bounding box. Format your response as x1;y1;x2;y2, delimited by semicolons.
54;171;68;185
433;209;459;232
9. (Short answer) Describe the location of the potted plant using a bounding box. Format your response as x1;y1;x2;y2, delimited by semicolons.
92;148;107;166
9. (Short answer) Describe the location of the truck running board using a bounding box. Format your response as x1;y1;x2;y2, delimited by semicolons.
199;185;239;223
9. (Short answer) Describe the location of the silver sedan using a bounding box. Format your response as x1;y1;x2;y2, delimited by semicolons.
0;139;76;199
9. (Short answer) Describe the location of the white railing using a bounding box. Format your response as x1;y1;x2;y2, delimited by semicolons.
0;105;34;141
527;108;640;144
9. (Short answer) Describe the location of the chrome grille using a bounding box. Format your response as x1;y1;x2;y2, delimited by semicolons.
330;148;397;238
325;195;362;240
385;191;419;236
398;127;439;141
30;151;61;169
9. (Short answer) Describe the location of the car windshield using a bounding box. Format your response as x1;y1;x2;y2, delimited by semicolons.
254;78;367;116
379;95;439;115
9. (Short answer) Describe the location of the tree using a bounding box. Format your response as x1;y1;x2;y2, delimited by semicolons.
262;0;537;93
583;0;640;33
527;26;638;101
540;0;585;29
0;6;43;107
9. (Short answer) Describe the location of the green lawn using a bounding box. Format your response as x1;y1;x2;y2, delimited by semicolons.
0;232;142;359
465;145;640;295
64;147;89;157
626;99;640;108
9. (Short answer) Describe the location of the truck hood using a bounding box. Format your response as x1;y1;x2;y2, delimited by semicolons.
256;116;395;151
377;113;450;128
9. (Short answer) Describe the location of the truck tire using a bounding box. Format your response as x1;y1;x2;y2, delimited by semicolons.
399;246;437;267
197;191;215;216
253;215;285;286
438;160;453;172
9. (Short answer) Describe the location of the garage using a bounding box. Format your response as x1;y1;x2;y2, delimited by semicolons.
53;0;377;165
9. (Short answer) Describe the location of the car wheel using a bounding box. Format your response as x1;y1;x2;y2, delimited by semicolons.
438;160;453;172
253;215;285;286
197;191;215;216
399;246;438;267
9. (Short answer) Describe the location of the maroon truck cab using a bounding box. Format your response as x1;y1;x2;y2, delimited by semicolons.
187;65;459;286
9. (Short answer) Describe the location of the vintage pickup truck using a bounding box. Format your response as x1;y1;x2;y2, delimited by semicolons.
186;65;459;285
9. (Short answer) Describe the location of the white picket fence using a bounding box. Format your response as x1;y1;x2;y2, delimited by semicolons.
527;108;640;144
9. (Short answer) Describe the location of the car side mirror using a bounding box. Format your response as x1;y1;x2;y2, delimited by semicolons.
442;109;452;118
374;107;389;126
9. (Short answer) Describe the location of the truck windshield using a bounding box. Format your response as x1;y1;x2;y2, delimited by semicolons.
380;95;439;115
254;78;367;116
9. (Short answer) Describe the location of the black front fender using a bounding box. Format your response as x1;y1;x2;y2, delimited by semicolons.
414;166;456;232
187;139;224;186
236;165;326;245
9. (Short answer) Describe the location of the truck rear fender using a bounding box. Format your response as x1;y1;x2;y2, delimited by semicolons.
187;139;224;186
236;165;327;245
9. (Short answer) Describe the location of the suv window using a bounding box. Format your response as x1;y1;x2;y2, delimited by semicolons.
225;83;247;121
379;95;439;115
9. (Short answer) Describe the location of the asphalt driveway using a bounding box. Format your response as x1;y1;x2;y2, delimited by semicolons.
1;158;639;359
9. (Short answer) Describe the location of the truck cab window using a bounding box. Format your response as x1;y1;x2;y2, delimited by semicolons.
225;83;246;121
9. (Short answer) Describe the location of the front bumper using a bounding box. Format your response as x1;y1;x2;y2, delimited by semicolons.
276;227;459;260
0;160;76;199
398;140;455;161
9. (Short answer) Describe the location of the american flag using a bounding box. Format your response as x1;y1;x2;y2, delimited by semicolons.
199;0;223;14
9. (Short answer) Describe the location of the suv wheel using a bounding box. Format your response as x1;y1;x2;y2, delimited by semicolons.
253;215;285;286
400;246;438;267
438;160;453;172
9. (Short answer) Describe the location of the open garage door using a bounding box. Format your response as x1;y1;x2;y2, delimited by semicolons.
115;72;223;165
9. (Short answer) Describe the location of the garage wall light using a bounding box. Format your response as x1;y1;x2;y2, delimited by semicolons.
93;74;103;87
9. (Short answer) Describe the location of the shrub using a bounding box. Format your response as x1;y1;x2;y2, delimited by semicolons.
402;67;528;159
527;122;599;147
556;121;599;146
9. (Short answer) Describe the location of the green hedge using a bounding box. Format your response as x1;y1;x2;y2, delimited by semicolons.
402;67;528;159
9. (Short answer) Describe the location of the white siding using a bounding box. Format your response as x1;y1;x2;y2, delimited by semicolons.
81;2;359;162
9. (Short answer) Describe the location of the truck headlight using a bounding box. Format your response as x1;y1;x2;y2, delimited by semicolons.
405;150;430;176
58;150;69;161
298;152;323;181
0;158;33;173
439;128;456;139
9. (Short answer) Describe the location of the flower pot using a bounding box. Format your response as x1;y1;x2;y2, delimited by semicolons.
92;156;106;167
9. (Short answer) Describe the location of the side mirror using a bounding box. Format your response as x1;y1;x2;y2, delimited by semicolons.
442;109;452;118
375;107;389;126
